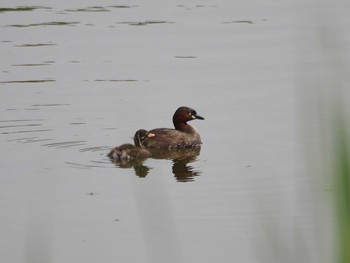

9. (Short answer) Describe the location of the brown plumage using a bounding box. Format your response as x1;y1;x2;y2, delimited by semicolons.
143;106;204;149
107;129;155;160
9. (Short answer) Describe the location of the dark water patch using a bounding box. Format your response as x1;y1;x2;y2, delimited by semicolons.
0;124;42;129
0;119;46;123
222;20;259;24
95;79;138;82
222;18;268;24
0;79;55;84
108;5;138;9
0;129;52;135
65;6;110;12
117;20;175;26
69;60;80;63
195;4;218;8
0;6;51;13
175;56;197;59
15;43;57;47
31;103;70;107
12;63;52;66
65;5;137;12
43;140;86;148
5;21;79;27
69;122;85;125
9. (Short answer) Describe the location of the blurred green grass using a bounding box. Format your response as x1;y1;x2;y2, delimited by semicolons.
334;117;350;263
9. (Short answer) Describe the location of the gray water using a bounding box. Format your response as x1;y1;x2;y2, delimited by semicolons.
1;1;349;262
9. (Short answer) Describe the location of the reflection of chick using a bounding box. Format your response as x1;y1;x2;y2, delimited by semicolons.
107;129;155;160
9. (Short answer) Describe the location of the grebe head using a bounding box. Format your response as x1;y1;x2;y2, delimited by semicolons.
133;129;155;147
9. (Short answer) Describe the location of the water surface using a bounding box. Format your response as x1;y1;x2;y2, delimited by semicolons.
1;0;348;262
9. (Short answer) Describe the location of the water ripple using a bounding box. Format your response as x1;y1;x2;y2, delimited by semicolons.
64;7;110;12
14;43;57;47
94;79;138;82
1;129;52;135
116;20;175;26
7;137;53;144
12;63;53;66
0;123;42;129
0;79;55;84
5;22;79;27
79;146;110;153
66;161;111;169
42;141;87;148
65;5;137;12
0;6;51;13
31;103;70;107
0;119;46;123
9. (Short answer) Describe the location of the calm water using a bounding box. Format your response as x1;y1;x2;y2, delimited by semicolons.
1;1;349;262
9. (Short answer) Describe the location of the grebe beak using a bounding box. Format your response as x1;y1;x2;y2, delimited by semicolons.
194;114;204;120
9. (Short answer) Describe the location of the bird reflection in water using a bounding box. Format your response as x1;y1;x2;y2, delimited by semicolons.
108;106;204;181
109;147;202;182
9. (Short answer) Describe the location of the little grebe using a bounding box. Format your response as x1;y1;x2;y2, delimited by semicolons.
143;106;204;149
108;129;155;160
